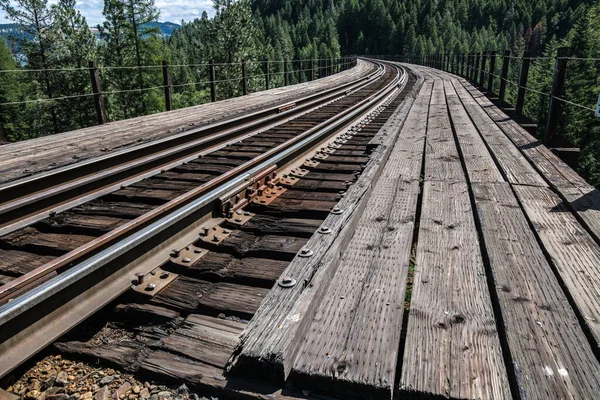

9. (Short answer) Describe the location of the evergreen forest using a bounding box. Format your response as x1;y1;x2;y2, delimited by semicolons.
0;0;599;186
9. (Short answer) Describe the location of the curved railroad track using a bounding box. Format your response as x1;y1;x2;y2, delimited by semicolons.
0;60;413;384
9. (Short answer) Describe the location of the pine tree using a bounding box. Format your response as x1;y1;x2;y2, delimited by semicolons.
0;0;59;133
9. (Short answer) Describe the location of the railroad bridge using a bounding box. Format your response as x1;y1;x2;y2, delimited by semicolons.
1;58;600;400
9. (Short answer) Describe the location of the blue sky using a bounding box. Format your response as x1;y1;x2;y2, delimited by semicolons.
0;0;215;26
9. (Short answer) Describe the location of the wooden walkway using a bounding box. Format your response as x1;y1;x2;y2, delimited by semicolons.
229;64;600;399
0;60;371;185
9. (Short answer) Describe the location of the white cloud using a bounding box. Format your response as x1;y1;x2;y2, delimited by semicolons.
0;0;215;26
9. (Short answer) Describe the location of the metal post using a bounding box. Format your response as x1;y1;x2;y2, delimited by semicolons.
241;59;248;95
545;47;570;144
209;59;216;102
284;58;289;86
487;51;497;93
162;61;172;111
514;50;531;119
88;61;106;124
479;52;487;86
498;50;510;104
473;53;480;83
467;54;473;79
298;60;303;83
264;59;270;90
310;58;314;81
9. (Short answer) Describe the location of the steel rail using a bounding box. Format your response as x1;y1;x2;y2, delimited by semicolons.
0;61;406;378
0;65;380;234
0;64;389;301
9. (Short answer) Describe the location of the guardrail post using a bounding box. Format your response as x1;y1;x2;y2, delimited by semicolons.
209;59;216;102
298;60;303;83
162;61;172;111
545;47;570;144
241;59;248;95
88;61;107;124
498;50;510;104
514;50;531;118
473;53;480;83
264;58;270;90
479;52;487;86
487;51;496;92
465;53;473;80
310;58;314;80
284;58;289;86
329;57;334;75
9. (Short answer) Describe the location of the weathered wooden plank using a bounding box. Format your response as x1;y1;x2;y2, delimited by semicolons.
140;350;309;399
513;184;600;347
176;252;286;287
252;198;338;219
423;79;464;183
129;178;199;192
279;190;341;202
72;200;154;218
460;79;600;242
0;249;54;277
151;276;269;319
156;314;245;368
227;73;428;382
38;212;129;235
446;78;547;187
290;92;426;396
55;340;143;372
443;79;503;183
400;181;510;399
281;178;347;193
207;230;308;261
223;215;322;238
104;186;184;205
471;181;600;399
0;227;96;256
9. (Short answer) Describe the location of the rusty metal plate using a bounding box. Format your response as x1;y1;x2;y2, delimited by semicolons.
304;159;320;168
314;153;330;161
251;186;287;206
199;225;234;245
290;167;310;177
280;175;300;186
131;267;178;297
170;244;208;267
227;209;255;226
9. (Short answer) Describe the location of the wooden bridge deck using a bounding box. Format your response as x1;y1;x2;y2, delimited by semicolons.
229;64;600;399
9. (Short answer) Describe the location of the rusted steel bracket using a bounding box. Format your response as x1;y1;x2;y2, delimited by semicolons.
278;102;296;113
170;244;208;267
304;159;320;168
227;209;255;226
131;267;177;297
251;185;287;206
199;225;234;245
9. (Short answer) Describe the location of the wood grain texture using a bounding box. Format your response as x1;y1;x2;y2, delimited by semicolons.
289;77;428;398
459;77;600;243
400;180;510;400
443;80;503;183
513;184;600;348
227;73;427;382
471;181;600;399
421;67;547;187
423;79;464;183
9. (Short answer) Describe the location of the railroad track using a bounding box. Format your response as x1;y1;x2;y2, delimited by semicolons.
0;60;413;387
